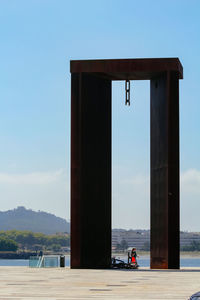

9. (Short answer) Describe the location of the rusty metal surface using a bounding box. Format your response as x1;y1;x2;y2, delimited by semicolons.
168;71;180;269
150;71;180;269
71;73;81;268
70;58;183;79
150;74;168;269
71;73;111;268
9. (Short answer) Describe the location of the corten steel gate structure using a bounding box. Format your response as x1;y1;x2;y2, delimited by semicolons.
70;58;183;269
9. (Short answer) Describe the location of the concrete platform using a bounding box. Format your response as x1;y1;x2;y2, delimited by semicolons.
0;267;199;299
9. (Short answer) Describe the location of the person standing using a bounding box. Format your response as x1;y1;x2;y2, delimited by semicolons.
131;247;139;267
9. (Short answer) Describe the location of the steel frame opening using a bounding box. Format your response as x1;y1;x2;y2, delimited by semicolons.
70;58;183;269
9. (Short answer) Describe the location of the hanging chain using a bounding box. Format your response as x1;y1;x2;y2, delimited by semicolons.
125;80;130;106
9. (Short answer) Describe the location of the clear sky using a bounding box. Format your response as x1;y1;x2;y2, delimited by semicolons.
0;0;200;231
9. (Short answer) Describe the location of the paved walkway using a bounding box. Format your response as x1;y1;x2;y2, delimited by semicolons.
0;267;199;299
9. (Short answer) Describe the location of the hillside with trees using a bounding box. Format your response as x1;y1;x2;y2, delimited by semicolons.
0;207;70;234
0;230;70;252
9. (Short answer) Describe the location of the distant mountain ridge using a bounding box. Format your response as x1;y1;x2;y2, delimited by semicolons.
0;206;70;234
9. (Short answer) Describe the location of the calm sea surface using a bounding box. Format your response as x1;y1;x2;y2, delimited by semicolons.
1;256;200;267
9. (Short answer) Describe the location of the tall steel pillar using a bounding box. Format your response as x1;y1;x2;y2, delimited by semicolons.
70;58;183;269
150;71;180;269
71;73;111;268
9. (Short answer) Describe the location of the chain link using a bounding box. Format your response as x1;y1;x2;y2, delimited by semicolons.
125;80;130;106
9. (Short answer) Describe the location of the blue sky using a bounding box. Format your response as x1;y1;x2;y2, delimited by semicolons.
0;0;200;230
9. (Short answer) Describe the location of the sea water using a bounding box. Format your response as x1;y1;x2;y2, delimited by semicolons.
1;256;200;267
0;256;70;267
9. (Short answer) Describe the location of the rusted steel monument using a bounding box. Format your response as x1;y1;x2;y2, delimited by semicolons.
70;58;183;269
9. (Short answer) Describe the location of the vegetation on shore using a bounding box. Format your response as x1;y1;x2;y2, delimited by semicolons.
0;230;70;252
0;237;18;251
2;228;200;254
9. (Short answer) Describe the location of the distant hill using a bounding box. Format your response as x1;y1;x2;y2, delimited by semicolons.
0;206;70;234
